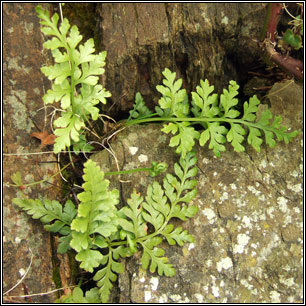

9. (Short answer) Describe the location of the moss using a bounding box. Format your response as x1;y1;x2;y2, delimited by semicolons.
52;265;62;290
67;250;79;285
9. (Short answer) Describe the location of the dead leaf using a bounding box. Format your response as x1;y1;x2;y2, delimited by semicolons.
30;131;56;148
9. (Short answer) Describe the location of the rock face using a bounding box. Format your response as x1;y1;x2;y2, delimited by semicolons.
96;3;267;115
91;80;303;303
3;3;58;303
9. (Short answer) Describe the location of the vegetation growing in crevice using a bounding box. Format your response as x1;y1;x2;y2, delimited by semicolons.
9;5;299;303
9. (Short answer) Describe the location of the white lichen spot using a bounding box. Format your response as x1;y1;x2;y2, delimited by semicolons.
259;194;266;201
290;170;299;178
213;171;218;177
144;291;152;302
241;279;253;290
216;257;233;272
174;283;178;288
150;277;159;291
230;183;237;190
221;16;229;25
287;182;302;193
129;146;138;155
270;290;281;303
139;276;145;283
159;294;168;303
188;243;195;251
212;286;220;297
206;259;212;267
15;237;21;244
277;196;288;213
220;192;228;202
170;294;181;302
293;207;301;214
233;233;250;254
202;208;216;224
194;293;204;303
280;276;295;287
138;154;148;163
202;157;210;164
267;206;275;218
242;216;252;228
259;160;267;168
247;186;261;196
19;268;26;277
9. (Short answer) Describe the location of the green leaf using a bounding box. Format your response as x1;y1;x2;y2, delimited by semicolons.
119;190;147;238
199;122;228;157
242;95;260;122
247;127;263;152
227;123;246;153
11;171;23;186
42;79;71;109
93;251;120;303
172;205;199;221
41;62;71;85
74;83;111;120
162;122;200;158
140;237;176;276
162;224;194;246
283;28;302;49
53;112;86;153
128;92;153;120
156;68;189;117
57;234;72;254
70;160;119;253
58;287;101;303
76;249;103;273
220;80;240;118
67;25;83;49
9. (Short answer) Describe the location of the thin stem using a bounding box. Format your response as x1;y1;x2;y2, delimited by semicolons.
9;162;72;188
104;167;152;176
124;116;279;133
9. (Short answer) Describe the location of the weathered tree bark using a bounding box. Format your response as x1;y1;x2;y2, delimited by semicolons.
95;3;268;116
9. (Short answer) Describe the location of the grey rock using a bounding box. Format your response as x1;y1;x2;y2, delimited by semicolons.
91;80;303;303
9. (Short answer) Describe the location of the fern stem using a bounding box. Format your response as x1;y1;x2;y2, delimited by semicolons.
104;167;152;176
124;116;285;133
9;162;72;188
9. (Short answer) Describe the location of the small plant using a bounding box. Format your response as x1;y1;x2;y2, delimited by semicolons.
14;153;198;303
36;5;111;155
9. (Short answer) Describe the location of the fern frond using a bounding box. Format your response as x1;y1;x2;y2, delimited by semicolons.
12;197;76;253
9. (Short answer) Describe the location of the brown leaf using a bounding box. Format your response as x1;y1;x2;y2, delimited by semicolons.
30;131;57;148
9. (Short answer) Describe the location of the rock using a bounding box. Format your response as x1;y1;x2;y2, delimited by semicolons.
96;3;268;116
3;3;60;303
91;80;303;303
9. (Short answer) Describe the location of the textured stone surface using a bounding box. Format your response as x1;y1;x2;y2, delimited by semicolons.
91;80;303;303
3;3;58;303
96;3;267;115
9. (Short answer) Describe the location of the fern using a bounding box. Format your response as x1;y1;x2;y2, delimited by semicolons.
126;68;298;157
56;287;101;303
12;198;77;254
13;152;198;303
36;6;111;153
